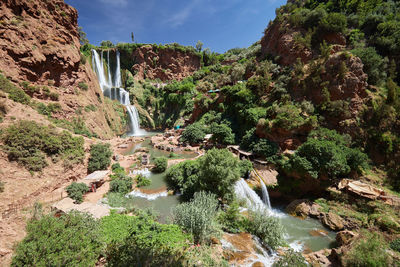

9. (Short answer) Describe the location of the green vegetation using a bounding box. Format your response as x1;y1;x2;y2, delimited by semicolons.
283;128;368;180
78;82;88;91
2;120;84;171
172;191;220;244
66;182;89;204
12;212;102;267
0;74;31;105
343;231;391;267
390;238;400;252
180;122;206;145
88;143;112;173
109;164;133;194
135;174;151;187
273;249;307;267
153;156;168;173
166;148;241;201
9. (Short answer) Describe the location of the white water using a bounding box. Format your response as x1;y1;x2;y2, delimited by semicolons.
91;49;145;136
259;177;272;210
127;190;168;200
234;179;266;211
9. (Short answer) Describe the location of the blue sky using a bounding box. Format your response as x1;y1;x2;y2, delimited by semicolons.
65;0;286;53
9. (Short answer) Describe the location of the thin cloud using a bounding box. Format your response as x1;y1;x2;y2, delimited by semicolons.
98;0;128;6
165;0;202;27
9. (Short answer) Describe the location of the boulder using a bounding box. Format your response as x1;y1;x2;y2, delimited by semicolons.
321;212;345;231
304;249;335;267
336;230;357;246
286;199;320;219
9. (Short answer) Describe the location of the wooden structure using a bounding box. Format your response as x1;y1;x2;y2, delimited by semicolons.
227;145;254;160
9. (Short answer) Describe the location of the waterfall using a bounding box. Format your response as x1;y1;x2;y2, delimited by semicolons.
259;177;272;210
91;49;146;136
234;179;266;211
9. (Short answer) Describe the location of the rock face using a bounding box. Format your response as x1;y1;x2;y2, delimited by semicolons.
336;230;358;246
132;45;201;81
260;21;313;66
0;0;126;139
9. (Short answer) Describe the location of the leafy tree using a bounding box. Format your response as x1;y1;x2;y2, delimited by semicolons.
210;123;235;145
110;178;132;194
198;148;241;202
172;191;220;244
238;159;253;178
352;47;386;85
166;160;201;201
66;182;89;203
153;157;168;173
100;40;114;48
78;26;89;45
88;143;112;173
180;123;206;145
12;212;102;267
135;174;151;187
195;40;203;52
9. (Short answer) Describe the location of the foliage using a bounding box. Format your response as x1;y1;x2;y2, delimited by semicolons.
88;143;112;173
240;129;279;160
210;123;235;145
343;231;391;267
66;182;89;204
100;40;114;48
246;210;284;250
105;212;189;267
180;123;206;145
390;238;400;252
0;74;30;105
167;149;241;202
135;174;151;187
172;191;220;244
273;249;307;267
2;120;84;171
284;128;369;179
238;159;253;177
352;47;386;85
153;156;168;173
218;200;248;233
12;212;102;267
78;82;88;91
182;245;229;267
110;178;132;194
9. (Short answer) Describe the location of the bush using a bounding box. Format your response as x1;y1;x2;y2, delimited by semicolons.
180;123;206;145
390;238;400;252
210;123;235;145
246;210;284;250
78;82;88;91
273;249;307;267
239;159;253;177
66;182;89;203
153;157;168;173
0;74;31;105
172;191;220;244
110;178;133;194
2;121;84;171
12;212;102;267
166;149;241;202
88;143;112;173
135;174;151;187
343;232;391;267
111;163;125;173
352;47;386;85
218;200;248;233
105;212;189;266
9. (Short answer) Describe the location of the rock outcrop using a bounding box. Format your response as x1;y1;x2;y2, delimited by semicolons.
0;0;126;139
131;45;201;81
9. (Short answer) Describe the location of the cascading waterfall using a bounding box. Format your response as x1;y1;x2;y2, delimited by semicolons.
259;177;272;210
92;49;145;136
234;178;266;211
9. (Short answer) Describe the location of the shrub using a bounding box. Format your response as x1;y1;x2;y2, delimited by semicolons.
273;249;307;267
246;210;284;250
135;174;151;187
210;123;235;145
105;212;189;266
239;159;253;177
66;182;89;203
180;123;206;145
110;178;132;194
111;163;125;173
218;200;248;233
49;92;59;101
352;47;386;85
166;160;201;201
153;156;168;173
0;74;31;105
343;232;391;267
88;143;112;173
172;191;220;244
12;212;102;267
2;121;84;171
390;238;400;252
78;82;88;91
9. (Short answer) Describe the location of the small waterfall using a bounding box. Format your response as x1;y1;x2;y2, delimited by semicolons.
234;178;266;211
259;177;272;210
91;49;146;136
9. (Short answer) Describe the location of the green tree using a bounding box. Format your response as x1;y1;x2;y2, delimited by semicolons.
153;157;168;173
12;212;102;267
66;182;89;203
180;123;206;145
100;40;114;48
352;47;386;85
196;40;203;52
88;143;112;173
210;123;235;145
78;26;89;45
